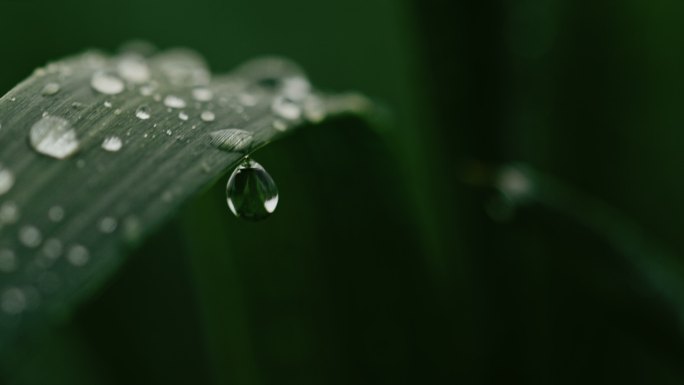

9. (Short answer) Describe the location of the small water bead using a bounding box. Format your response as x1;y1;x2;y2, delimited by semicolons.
226;158;279;221
103;100;113;108
272;95;301;120
90;71;125;95
200;110;215;122
139;83;157;96
117;54;150;83
209;129;253;152
0;250;17;273
98;216;117;233
163;95;187;109
0;202;19;224
29;116;79;159
41;82;61;96
122;215;142;243
48;206;65;222
239;93;258;107
19;226;42;248
135;105;151;120
496;165;532;200
192;87;213;102
303;96;326;123
101;136;123;152
67;244;89;266
272;120;287;132
178;111;189;121
1;287;27;315
282;76;311;101
0;164;15;196
42;238;63;259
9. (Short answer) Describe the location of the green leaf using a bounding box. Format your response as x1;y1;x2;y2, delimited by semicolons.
0;45;371;358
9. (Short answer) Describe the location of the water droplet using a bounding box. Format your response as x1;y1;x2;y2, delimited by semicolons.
122;215;142;243
1;287;26;314
0;202;19;224
90;71;125;95
29;116;79;159
135;105;151;120
209;129;253;152
239;93;258;107
303;96;326;123
117;54;150;83
165;129;173;136
41;82;60;96
0;164;15;196
272;120;287;132
101;136;123;152
163;95;186;109
0;250;17;273
200;110;215;122
192;87;213;101
272;95;301;120
178;111;189;121
139;83;157;96
66;244;89;266
496;165;532;200
98;216;117;233
103;100;113;108
19;226;42;248
282;76;311;101
48;206;65;222
42;238;63;259
226;158;278;220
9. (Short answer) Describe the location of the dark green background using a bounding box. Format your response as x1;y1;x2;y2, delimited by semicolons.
2;0;684;384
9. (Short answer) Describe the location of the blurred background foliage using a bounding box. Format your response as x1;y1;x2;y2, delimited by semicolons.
2;0;684;384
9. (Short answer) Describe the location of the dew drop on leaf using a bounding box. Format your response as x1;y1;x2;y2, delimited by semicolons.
272;95;301;120
0;164;15;196
163;95;186;109
18;225;42;248
135;105;151;120
192;87;213;102
226;158;278;221
90;71;125;95
117;54;150;83
66;244;90;266
29;116;79;159
200;110;215;122
101;136;123;152
41;82;60;96
0;249;17;273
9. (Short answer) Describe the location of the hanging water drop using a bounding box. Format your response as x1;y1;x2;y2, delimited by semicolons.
226;158;278;221
29;116;79;159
